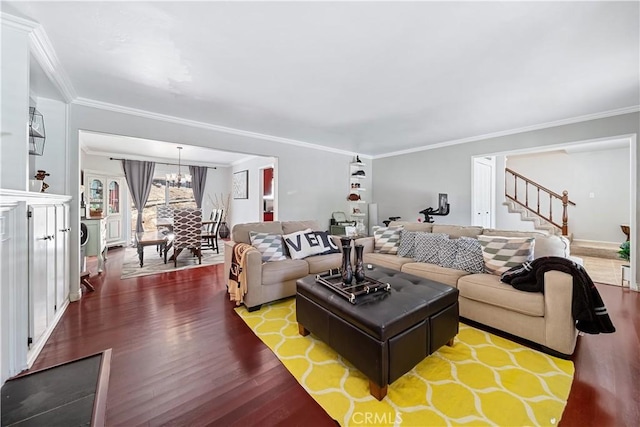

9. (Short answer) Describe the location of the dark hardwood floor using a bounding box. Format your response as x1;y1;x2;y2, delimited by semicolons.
32;248;639;426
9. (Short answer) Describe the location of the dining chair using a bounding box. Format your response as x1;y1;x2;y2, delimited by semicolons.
156;205;174;233
172;208;202;267
202;208;222;253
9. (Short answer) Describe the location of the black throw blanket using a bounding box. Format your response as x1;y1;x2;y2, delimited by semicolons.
501;256;615;334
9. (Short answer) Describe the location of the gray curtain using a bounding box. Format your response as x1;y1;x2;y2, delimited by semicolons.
122;160;155;233
189;165;208;208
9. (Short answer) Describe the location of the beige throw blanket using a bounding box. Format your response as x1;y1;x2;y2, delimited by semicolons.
228;243;257;305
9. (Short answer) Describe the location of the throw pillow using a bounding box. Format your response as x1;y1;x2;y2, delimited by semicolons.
249;231;287;262
438;237;458;268
452;237;484;273
479;235;535;275
282;228;325;260
373;226;403;254
397;230;418;258
314;231;341;255
413;233;448;263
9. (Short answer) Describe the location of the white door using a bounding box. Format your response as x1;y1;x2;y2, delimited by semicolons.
29;205;53;347
55;203;69;311
472;157;495;228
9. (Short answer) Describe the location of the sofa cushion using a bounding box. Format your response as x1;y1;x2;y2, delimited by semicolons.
389;221;434;232
261;258;310;285
282;228;325;260
282;220;321;235
457;273;544;317
413;233;448;263
401;262;471;287
306;252;343;274
478;235;535;275
482;229;570;259
233;221;284;244
373;226;403;254
432;224;483;239
363;252;414;271
249;231;287;262
452;237;485;274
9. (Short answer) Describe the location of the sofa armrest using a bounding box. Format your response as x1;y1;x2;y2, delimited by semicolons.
543;270;578;355
223;240;265;307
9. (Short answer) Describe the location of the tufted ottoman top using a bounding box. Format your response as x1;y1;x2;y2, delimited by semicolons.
296;265;459;341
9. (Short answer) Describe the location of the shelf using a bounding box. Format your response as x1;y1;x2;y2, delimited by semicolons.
351;213;366;217
350;175;366;180
349;188;366;191
349;200;367;204
350;162;366;167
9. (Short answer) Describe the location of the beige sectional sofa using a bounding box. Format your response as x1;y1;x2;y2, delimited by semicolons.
224;220;343;311
356;221;580;356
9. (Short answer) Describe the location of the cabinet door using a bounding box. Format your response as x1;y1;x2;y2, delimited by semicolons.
55;204;69;311
29;205;54;347
88;177;105;218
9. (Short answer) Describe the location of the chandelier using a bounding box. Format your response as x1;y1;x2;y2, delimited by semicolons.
166;146;192;188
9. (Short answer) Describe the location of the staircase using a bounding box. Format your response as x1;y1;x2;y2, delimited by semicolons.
502;199;564;236
504;168;575;236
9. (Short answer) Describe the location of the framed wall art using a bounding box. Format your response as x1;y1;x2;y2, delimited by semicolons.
233;170;248;199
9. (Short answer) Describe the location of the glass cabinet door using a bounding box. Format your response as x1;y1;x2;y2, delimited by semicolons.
89;178;104;217
108;180;120;214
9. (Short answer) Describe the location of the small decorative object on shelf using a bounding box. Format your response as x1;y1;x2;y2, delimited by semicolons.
354;244;365;283
356;155;362;163
340;237;353;285
34;170;50;192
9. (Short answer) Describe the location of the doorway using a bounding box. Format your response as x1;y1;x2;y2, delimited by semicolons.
261;166;274;222
472;157;495;228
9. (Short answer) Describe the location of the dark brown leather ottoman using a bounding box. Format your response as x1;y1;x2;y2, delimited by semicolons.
296;265;459;400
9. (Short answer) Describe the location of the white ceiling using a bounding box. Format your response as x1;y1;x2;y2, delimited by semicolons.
6;1;640;160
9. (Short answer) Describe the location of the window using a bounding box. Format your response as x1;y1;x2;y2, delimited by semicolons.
130;171;196;233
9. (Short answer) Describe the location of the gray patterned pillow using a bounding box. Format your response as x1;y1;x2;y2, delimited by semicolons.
249;231;287;262
438;238;458;268
478;235;535;275
397;230;417;258
414;233;448;263
452;237;484;273
373;226;403;254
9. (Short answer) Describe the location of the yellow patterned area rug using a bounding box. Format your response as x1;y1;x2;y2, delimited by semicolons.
235;299;575;427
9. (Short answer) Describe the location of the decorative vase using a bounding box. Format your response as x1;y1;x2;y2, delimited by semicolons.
354;244;365;283
340;240;353;285
218;222;230;239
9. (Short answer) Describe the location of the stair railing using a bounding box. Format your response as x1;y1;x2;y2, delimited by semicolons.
504;168;576;235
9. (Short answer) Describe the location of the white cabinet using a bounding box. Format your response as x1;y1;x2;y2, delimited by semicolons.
27;197;71;361
85;173;125;247
348;161;368;234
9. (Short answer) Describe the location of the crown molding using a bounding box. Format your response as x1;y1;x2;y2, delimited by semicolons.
374;105;640;159
28;25;77;102
0;11;38;32
2;12;77;102
73;97;370;159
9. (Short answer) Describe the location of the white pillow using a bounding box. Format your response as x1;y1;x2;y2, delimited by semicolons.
282;228;325;260
373;226;403;254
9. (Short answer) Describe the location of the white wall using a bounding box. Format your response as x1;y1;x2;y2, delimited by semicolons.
505;147;630;242
231;157;275;227
0;24;30;190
